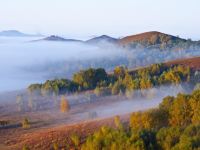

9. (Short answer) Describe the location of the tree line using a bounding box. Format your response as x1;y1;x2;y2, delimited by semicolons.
46;89;200;150
81;89;200;150
28;63;194;97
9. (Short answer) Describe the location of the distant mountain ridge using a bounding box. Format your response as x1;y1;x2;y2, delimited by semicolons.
36;35;117;45
86;35;118;45
30;31;200;50
0;30;42;37
41;35;82;42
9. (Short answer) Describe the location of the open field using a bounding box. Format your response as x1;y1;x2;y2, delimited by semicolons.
0;92;163;150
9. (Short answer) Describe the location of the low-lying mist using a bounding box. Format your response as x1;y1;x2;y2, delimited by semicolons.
0;37;125;92
28;84;191;121
0;36;200;93
86;84;189;119
0;82;192;128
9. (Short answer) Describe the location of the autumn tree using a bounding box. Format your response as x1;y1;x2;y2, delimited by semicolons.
28;83;42;95
111;79;126;95
163;70;181;84
156;127;181;150
130;108;168;130
169;93;192;127
80;89;200;150
70;134;80;149
60;96;70;113
122;72;134;90
114;115;123;130
129;112;148;130
140;78;153;89
114;66;127;79
22;118;30;129
190;90;200;124
173;125;200;149
53;143;59;150
73;68;107;90
22;145;30;150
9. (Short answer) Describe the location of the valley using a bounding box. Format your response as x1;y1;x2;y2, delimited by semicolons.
1;56;200;149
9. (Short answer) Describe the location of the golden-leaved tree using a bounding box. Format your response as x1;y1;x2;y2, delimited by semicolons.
60;96;70;113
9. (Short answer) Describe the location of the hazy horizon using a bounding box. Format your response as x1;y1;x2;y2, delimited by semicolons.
0;0;200;40
0;0;200;92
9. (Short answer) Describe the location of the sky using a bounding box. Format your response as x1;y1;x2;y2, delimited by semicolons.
0;0;200;40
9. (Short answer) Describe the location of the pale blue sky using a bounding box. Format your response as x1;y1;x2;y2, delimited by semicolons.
0;0;200;39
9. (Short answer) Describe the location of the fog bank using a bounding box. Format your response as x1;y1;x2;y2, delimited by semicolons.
0;36;200;92
88;84;188;118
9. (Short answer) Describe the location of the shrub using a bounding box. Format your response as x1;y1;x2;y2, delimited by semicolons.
70;134;80;148
22;118;30;129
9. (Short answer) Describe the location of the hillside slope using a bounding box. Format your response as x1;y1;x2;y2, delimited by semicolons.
1;56;200;150
119;31;185;45
118;31;198;50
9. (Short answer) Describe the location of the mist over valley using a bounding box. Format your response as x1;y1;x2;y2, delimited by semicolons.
0;31;200;92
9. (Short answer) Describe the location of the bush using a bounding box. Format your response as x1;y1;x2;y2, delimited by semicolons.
70;134;80;148
22;118;30;129
22;145;30;150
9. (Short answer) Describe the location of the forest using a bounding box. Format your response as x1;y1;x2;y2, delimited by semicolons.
40;89;200;150
28;63;194;97
79;89;200;150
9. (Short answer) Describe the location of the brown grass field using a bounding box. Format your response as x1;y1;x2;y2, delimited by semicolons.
165;56;200;70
